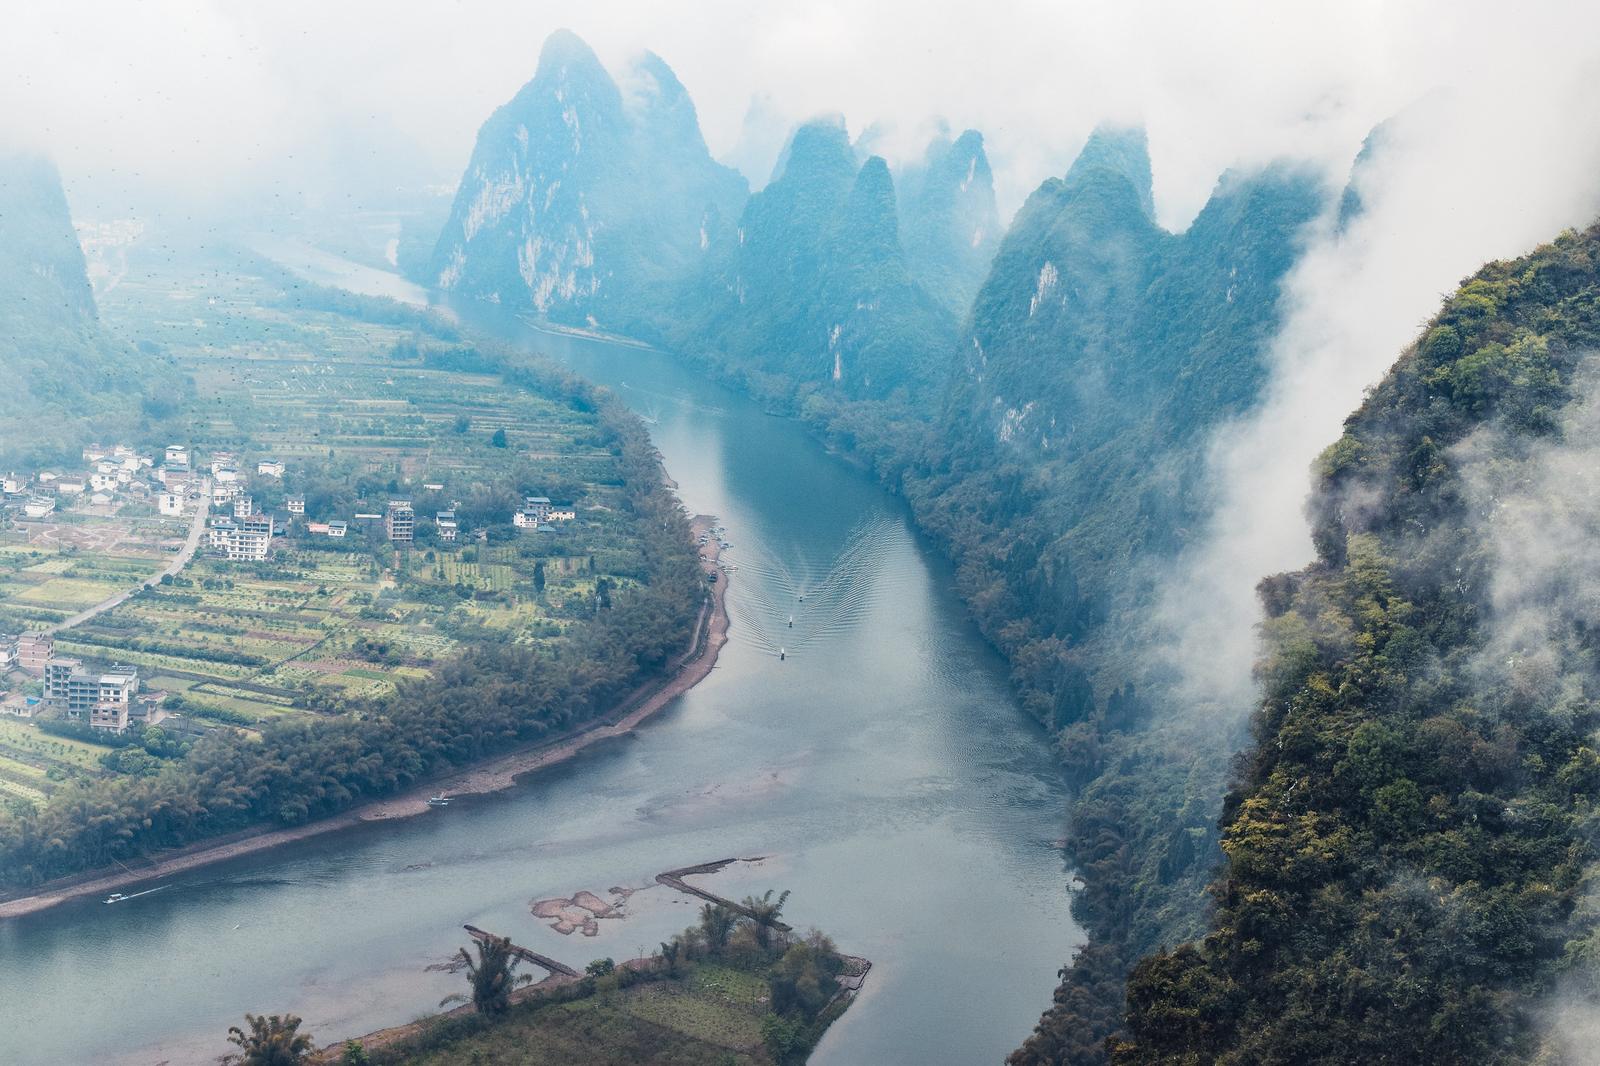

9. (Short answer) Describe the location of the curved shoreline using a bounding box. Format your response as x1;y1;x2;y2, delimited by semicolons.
0;516;730;922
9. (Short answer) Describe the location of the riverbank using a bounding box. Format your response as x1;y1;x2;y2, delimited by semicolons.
0;516;730;921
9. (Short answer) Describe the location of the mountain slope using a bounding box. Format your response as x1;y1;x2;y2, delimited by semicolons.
676;118;958;403
0;155;174;464
909;129;1326;685
428;30;746;336
1116;223;1600;1065
899;128;1001;317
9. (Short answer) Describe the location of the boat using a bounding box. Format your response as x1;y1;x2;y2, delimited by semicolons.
427;794;451;807
780;648;786;661
103;893;127;904
788;615;793;627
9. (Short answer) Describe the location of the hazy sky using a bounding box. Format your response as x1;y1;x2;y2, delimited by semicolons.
8;1;1600;225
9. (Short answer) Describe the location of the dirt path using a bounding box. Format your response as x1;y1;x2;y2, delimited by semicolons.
48;483;211;634
0;516;730;920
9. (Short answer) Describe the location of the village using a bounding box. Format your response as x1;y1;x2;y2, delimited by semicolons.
0;439;579;736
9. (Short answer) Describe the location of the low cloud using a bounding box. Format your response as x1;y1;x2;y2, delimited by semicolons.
1150;72;1600;717
7;2;1600;226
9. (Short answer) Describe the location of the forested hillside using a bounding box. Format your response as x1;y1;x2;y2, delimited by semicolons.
1112;223;1600;1064
672;118;960;404
0;155;182;465
898;128;1001;317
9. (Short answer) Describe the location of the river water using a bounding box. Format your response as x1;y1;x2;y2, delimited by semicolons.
0;251;1082;1065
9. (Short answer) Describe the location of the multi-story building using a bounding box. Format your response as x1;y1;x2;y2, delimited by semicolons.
548;502;577;521
42;657;83;701
159;492;184;516
286;495;305;515
385;500;415;543
17;632;53;674
234;496;255;518
435;510;459;542
0;635;17;671
524;496;552;521
45;657;140;732
208;514;272;561
256;459;285;478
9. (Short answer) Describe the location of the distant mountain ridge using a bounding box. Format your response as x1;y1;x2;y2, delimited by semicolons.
672;117;962;403
429;30;1003;383
427;30;746;336
897;128;1002;317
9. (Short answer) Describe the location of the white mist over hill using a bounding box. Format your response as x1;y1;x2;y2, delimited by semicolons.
1155;66;1600;715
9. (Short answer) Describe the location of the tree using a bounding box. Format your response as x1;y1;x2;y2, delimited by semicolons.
659;938;682;975
339;1040;372;1066
490;428;508;448
440;935;531;1015
224;1013;313;1066
700;902;737;953
741;889;791;950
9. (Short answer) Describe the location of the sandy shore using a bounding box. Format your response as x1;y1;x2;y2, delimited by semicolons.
0;517;731;921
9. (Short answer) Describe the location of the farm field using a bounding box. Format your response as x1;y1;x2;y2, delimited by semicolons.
0;516;185;632
0;245;667;811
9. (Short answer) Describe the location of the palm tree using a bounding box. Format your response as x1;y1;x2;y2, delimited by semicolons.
659;937;682;976
440;935;531;1015
700;902;737;953
741;889;791;950
224;1013;313;1066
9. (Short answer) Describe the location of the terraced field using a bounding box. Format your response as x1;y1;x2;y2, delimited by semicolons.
22;253;654;727
0;519;182;631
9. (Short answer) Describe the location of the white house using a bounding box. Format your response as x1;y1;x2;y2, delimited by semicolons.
23;497;56;518
256;459;285;478
158;492;184;516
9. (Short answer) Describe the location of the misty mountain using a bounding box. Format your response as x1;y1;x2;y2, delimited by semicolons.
920;127;1326;667
898;128;1002;317
0;155;175;465
1116;220;1600;1066
428;29;747;336
675;118;959;403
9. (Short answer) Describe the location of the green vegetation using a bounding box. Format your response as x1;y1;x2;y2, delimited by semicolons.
328;894;859;1066
0;519;187;633
440;935;534;1016
0;155;188;467
674;118;958;405
0;254;705;890
1112;224;1600;1062
226;1013;314;1066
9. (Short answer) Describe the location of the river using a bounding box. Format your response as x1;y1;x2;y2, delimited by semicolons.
0;249;1083;1066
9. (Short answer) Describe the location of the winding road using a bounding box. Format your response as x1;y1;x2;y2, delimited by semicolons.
48;484;210;634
